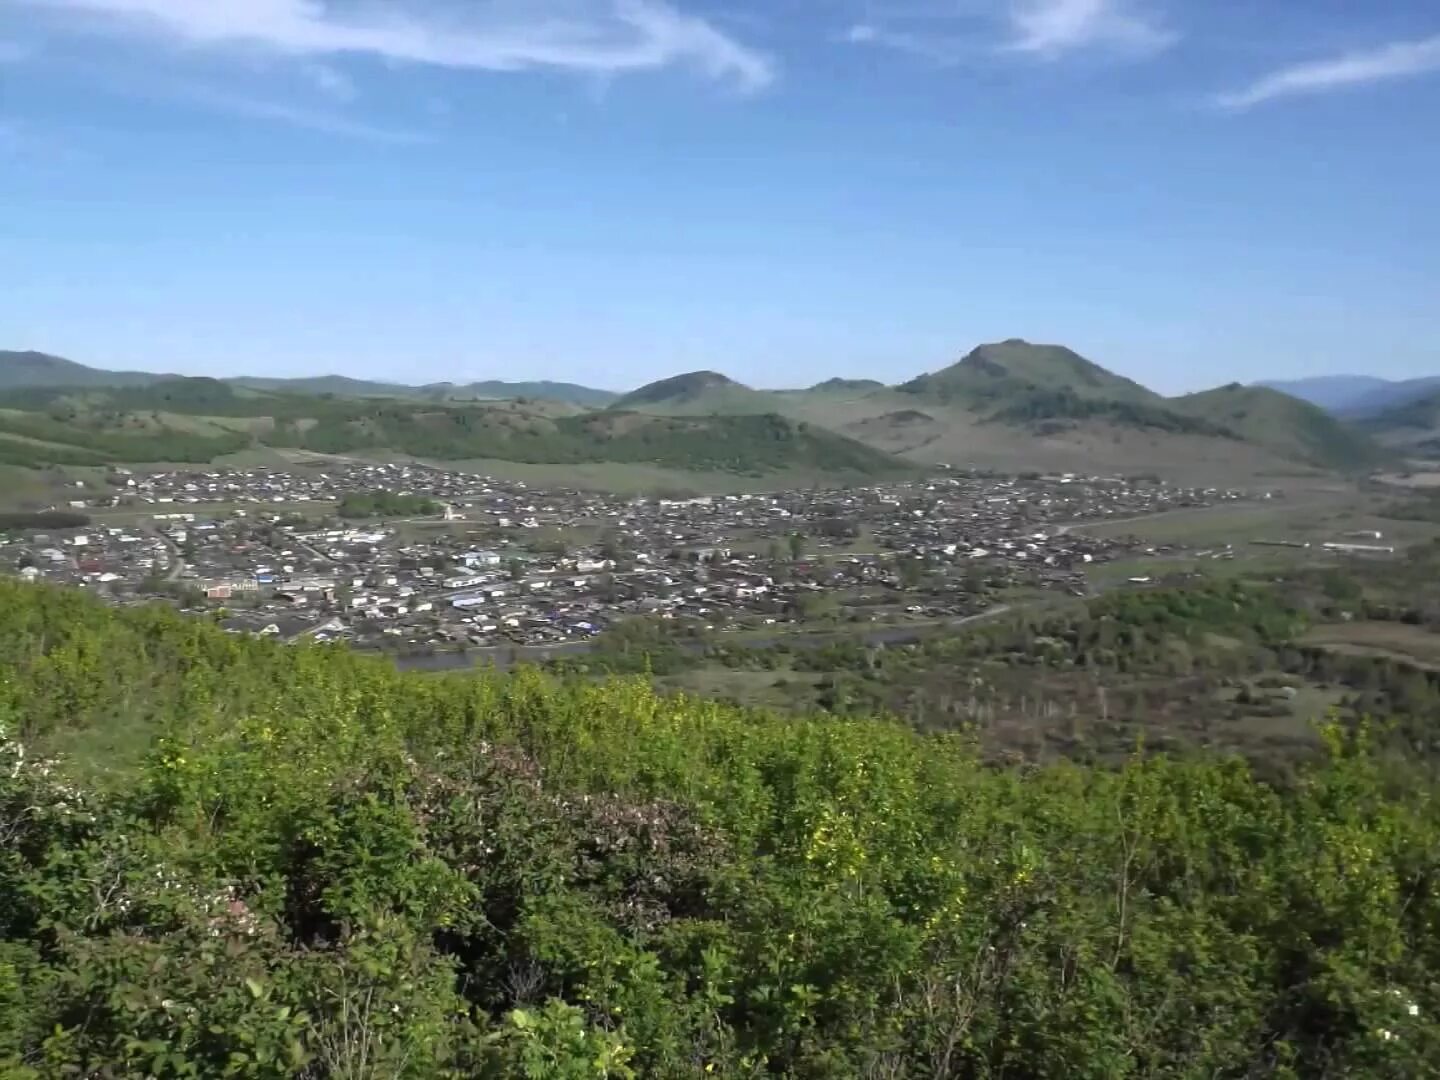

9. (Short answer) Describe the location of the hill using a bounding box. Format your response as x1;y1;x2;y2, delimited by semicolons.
3;579;1439;1075
231;375;618;406
610;371;777;415
424;380;618;406
229;374;415;398
1342;377;1440;419
1256;375;1440;418
0;378;905;478
808;377;886;393
1359;388;1440;456
6;350;616;407
1170;384;1386;470
899;339;1160;408
0;350;172;390
1254;375;1394;413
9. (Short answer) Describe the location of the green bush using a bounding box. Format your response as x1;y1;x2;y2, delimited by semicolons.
1;580;1438;1076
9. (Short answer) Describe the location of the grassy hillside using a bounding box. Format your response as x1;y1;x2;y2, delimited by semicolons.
1172;384;1387;470
3;580;1439;1076
899;339;1161;408
0;350;172;390
235;375;619;407
610;371;779;415
0;379;905;478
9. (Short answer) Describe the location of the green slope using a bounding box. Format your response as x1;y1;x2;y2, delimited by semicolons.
4;580;1440;1076
610;371;779;415
0;350;173;390
0;378;905;478
899;339;1161;408
1169;384;1386;470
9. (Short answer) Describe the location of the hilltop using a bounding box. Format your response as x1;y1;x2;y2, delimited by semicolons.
610;371;777;415
1258;374;1440;417
0;350;173;389
3;350;615;407
899;339;1160;408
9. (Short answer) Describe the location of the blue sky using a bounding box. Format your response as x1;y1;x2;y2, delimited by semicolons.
1;0;1438;393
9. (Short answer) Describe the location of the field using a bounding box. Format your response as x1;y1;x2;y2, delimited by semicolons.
1301;621;1440;671
1074;489;1440;588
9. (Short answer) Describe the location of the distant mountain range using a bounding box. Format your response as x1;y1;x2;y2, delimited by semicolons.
0;351;618;408
611;341;1384;474
1256;374;1440;418
1;341;1416;482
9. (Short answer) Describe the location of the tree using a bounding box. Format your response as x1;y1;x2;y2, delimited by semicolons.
789;531;807;562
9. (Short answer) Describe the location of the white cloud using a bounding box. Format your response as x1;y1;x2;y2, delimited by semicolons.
19;0;775;91
1216;34;1440;109
1004;0;1173;57
841;0;1171;64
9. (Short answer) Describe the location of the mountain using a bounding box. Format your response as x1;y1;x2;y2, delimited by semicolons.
1358;388;1440;456
808;378;886;393
0;350;172;390
1170;384;1386;470
5;350;616;407
230;375;413;398
1341;377;1440;418
1253;376;1393;413
1255;375;1440;418
423;381;618;406
610;371;777;415
899;340;1160;409
234;375;617;407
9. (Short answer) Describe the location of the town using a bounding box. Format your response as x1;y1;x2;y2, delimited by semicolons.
2;461;1256;661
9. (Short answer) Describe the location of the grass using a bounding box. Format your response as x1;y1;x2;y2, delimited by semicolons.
1077;492;1440;589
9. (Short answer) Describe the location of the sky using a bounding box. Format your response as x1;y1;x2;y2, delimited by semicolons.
1;0;1438;394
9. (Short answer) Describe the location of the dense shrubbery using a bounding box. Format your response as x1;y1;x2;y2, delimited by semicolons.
336;490;443;519
0;511;92;531
2;579;1440;1076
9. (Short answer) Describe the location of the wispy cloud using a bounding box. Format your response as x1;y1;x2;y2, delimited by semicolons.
1216;33;1440;109
19;0;776;91
842;0;1172;64
1004;0;1173;58
182;86;426;143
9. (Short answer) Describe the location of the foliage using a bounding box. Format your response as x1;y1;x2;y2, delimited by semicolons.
0;381;905;477
0;511;92;532
336;490;443;520
2;580;1440;1076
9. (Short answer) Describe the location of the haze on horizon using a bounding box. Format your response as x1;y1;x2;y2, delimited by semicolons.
2;0;1438;395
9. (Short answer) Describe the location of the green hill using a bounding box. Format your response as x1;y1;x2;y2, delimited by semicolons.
610;371;778;415
0;379;904;478
3;579;1439;1076
1170;384;1387;470
807;377;886;393
235;375;618;407
0;350;173;390
1357;388;1440;456
899;339;1161;408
